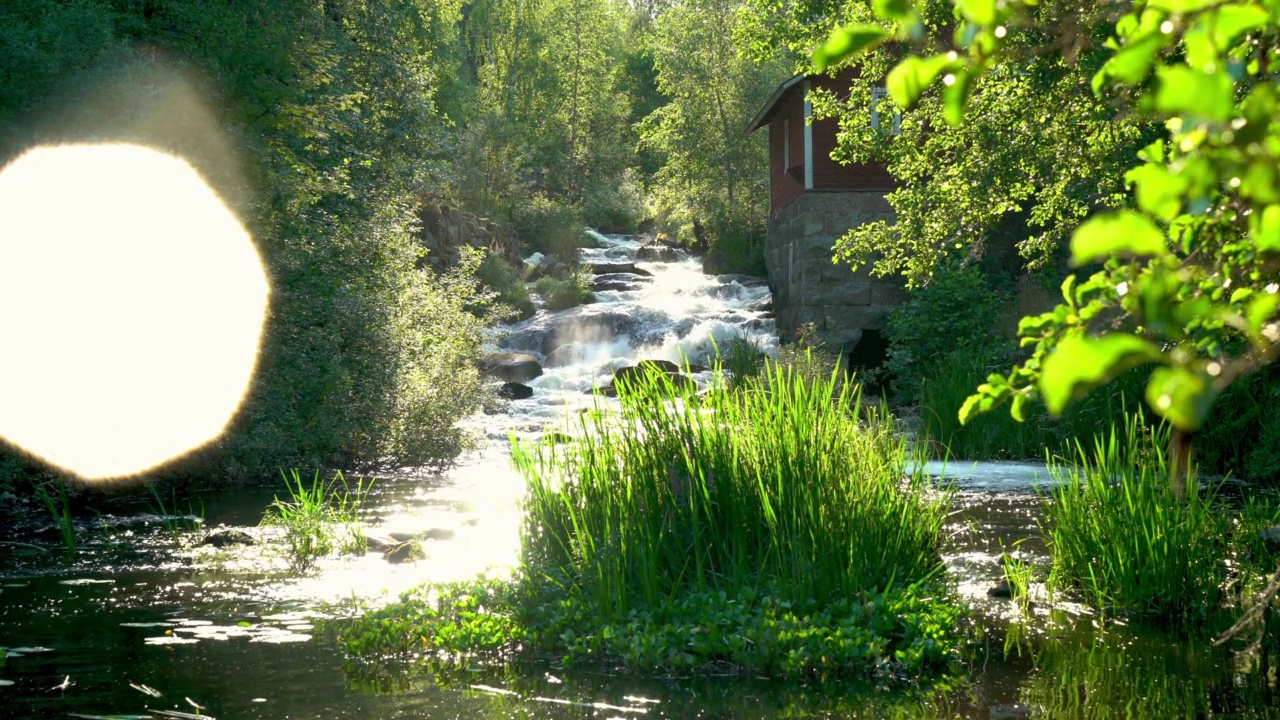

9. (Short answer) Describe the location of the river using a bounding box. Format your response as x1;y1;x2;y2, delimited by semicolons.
1;232;1276;718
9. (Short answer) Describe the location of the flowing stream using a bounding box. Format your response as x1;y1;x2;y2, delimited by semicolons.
1;232;1276;718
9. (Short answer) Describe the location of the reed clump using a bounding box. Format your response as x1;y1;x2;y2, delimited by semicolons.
1042;414;1226;618
339;358;965;678
261;469;372;572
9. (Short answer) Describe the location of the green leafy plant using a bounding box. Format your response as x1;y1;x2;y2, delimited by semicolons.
148;485;204;545
475;254;535;321
261;470;373;572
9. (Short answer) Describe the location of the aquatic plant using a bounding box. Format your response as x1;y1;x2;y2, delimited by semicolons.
716;332;766;389
148;485;204;545
338;360;965;678
520;357;949;616
1042;414;1227;619
33;479;75;554
261;470;372;572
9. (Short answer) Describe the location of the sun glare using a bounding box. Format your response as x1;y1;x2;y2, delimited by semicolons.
0;144;268;481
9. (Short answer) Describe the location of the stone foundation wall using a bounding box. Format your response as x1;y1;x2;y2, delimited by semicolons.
765;191;906;353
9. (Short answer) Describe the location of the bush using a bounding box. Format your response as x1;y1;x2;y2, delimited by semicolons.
707;218;767;276
533;267;594;311
512;194;586;258
884;266;1007;402
1197;361;1280;484
475;254;535;321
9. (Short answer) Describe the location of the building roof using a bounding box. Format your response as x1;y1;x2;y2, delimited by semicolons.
747;74;804;132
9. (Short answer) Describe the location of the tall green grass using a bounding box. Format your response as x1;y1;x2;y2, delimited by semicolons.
1042;414;1226;618
34;479;75;554
261;470;373;572
515;357;950;619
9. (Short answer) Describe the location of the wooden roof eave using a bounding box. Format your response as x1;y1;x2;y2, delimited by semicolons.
746;74;805;133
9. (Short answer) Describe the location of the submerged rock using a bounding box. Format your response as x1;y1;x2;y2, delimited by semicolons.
1260;526;1280;549
987;580;1013;599
478;353;543;383
498;381;534;400
201;529;255;548
363;534;397;553
382;541;424;564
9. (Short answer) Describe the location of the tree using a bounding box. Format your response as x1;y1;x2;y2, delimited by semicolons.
641;0;788;263
777;0;1280;490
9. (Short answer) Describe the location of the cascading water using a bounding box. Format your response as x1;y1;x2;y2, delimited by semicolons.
470;230;779;442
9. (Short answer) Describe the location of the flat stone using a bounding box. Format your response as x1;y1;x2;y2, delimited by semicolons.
201;529;255;548
589;262;653;276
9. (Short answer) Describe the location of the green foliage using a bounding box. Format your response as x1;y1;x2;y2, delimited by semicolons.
339;366;966;678
511;195;586;258
338;576;963;678
476;254;535;321
883;265;1006;401
533;267;595;311
33;479;75;554
261;470;372;572
797;0;1280;435
1195;361;1280;484
1042;415;1226;618
517;360;951;617
640;0;786;262
1;0;497;481
716;333;767;389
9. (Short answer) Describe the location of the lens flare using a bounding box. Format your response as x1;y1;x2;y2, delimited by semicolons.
0;144;268;481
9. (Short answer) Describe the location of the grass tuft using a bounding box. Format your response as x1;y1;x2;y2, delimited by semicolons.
1042;414;1226;618
261;469;372;572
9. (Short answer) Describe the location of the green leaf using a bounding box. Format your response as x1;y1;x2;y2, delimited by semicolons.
1148;0;1220;10
1070;211;1169;265
942;67;976;126
1252;204;1280;252
1126;164;1189;222
1145;365;1213;430
1039;334;1161;414
874;0;913;21
1247;293;1279;335
1153;66;1235;122
1092;32;1167;93
887;55;955;110
1009;392;1030;422
812;24;889;71
956;0;997;25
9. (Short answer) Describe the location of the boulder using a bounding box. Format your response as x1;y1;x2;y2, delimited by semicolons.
364;534;397;552
592;272;652;292
612;360;681;385
478;353;543;383
653;231;678;248
1260;526;1280;550
498;381;534;400
987;580;1013;599
382;541;423;564
701;252;728;275
583;384;619;398
637;246;678;262
589;262;653;277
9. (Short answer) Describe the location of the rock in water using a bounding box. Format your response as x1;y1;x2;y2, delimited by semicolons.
201;529;255;548
478;353;543;383
498;381;533;400
383;541;424;564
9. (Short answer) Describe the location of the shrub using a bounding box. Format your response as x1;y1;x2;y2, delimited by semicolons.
707;217;767;276
884;265;1007;402
1043;414;1226;618
533;267;594;311
918;350;1049;460
475;254;535;321
512;194;585;258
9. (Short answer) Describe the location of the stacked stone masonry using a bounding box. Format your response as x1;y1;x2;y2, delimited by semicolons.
765;192;908;353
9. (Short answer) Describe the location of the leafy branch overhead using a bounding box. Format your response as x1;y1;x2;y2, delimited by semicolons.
813;0;1280;431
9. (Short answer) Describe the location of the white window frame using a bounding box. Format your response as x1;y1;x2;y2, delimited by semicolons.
782;117;790;169
870;86;902;135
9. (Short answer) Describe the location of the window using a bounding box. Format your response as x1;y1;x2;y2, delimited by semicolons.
870;87;901;135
